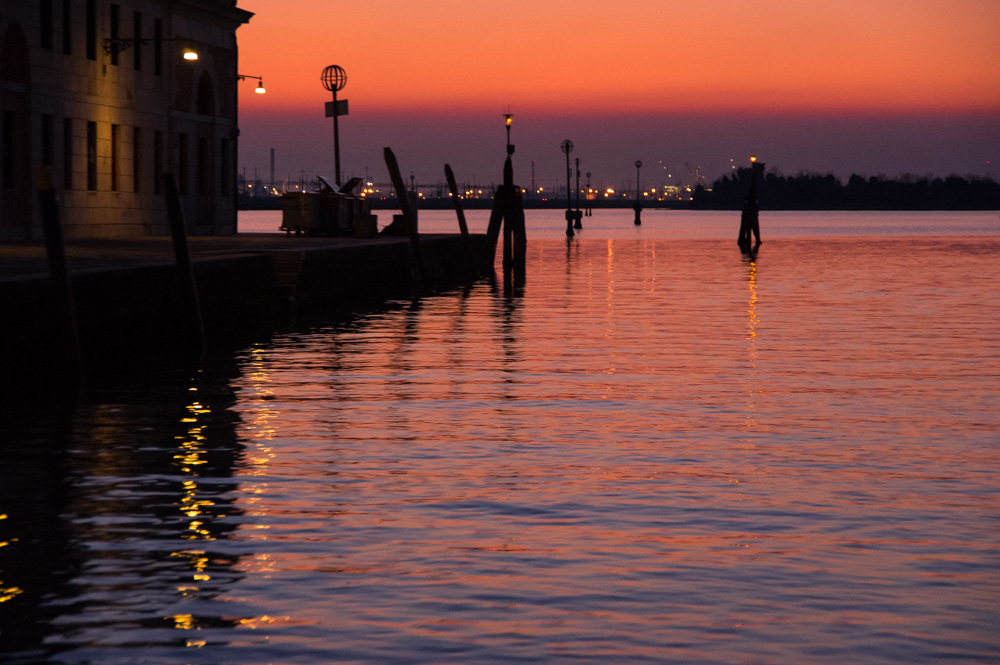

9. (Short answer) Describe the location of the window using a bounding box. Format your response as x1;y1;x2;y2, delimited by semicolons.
154;18;162;76
109;4;120;66
133;11;142;71
196;73;215;116
197;136;209;196
86;121;97;190
41;0;54;49
110;124;119;191
2;110;16;189
154;130;163;194
133;127;141;192
220;138;230;197
178;134;188;195
63;117;73;190
85;0;96;60
41;114;54;166
62;0;72;54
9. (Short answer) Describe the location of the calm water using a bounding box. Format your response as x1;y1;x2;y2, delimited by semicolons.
2;211;999;664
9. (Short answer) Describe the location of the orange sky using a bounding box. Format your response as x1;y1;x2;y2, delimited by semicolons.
237;0;999;114
233;0;1000;186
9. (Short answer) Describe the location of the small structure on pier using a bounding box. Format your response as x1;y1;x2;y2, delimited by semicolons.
280;176;376;237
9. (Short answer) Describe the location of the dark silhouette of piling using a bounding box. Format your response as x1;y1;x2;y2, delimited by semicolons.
738;164;762;254
163;173;206;361
383;147;429;290
36;165;84;390
444;163;479;278
489;155;526;274
738;193;761;253
634;160;643;225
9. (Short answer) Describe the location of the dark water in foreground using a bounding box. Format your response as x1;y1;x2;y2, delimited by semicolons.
2;212;999;663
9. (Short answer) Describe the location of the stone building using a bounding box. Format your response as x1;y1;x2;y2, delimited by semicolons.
0;0;252;240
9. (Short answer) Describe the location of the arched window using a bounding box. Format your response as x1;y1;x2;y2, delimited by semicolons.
195;72;215;116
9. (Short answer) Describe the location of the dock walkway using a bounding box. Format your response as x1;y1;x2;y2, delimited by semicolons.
1;232;490;389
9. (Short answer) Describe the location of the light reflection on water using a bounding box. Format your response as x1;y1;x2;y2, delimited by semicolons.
2;220;999;663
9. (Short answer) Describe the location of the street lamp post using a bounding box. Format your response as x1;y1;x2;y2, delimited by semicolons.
574;158;582;229
237;74;265;94
634;160;643;225
561;140;574;237
321;65;348;186
503;112;515;187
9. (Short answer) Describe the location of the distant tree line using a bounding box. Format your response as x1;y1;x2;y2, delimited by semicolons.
692;165;1000;210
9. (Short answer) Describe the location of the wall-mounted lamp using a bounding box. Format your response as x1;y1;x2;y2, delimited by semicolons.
103;37;197;61
238;74;265;94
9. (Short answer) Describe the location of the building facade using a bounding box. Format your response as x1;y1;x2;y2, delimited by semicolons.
0;0;252;240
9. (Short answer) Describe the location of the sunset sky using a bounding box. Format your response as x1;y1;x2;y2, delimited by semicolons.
234;0;999;191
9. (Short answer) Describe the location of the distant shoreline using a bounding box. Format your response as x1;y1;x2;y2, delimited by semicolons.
239;197;999;213
239;171;999;212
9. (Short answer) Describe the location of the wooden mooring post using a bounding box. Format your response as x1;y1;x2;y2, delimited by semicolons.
163;173;206;362
488;156;526;273
444;163;480;278
36;165;85;390
383;147;429;291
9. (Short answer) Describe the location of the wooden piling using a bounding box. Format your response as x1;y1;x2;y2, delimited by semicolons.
490;184;526;273
36;166;85;390
444;163;478;277
163;172;206;361
383;147;429;290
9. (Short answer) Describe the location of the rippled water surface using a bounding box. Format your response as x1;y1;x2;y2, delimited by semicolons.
2;212;999;663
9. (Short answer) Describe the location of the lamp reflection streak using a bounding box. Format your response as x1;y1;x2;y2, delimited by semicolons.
742;260;760;436
0;512;22;603
169;384;219;600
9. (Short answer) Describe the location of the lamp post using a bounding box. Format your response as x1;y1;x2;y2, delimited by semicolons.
321;65;348;186
561;140;574;237
634;160;643;225
503;112;514;155
237;74;265;94
502;112;515;187
104;37;197;60
574;158;582;229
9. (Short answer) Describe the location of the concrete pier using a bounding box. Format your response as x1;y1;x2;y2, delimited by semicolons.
1;233;490;389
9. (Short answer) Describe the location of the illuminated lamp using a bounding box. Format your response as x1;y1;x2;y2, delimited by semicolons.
103;37;198;61
239;75;266;94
